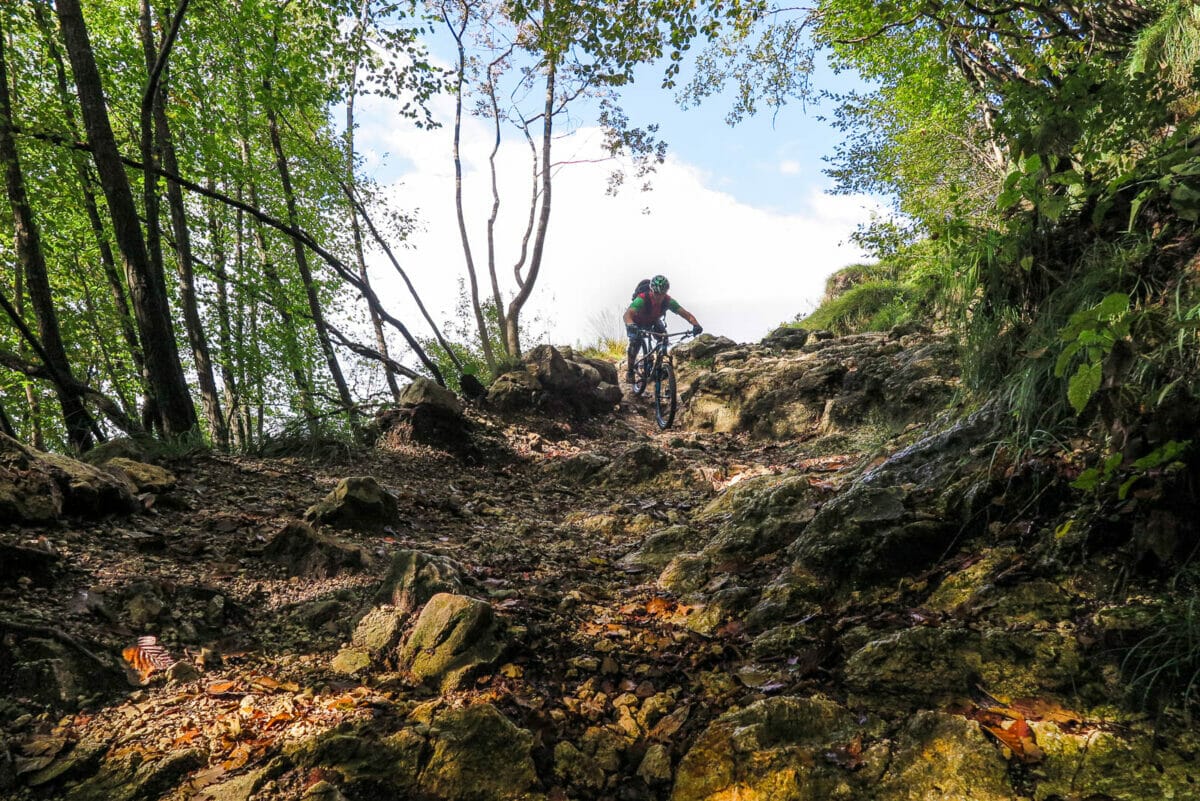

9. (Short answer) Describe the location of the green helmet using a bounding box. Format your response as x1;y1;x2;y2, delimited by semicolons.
650;275;670;293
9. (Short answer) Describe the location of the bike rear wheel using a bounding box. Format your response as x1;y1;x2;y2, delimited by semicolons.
654;362;677;429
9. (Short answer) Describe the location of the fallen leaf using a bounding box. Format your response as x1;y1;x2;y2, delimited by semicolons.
206;680;240;695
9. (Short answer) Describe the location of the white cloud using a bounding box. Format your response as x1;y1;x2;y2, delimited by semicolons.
779;159;802;175
355;95;883;356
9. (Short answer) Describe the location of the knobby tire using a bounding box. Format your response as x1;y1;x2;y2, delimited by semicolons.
654;362;677;429
631;341;651;397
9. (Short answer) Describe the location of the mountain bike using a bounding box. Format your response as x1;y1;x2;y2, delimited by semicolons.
629;328;694;429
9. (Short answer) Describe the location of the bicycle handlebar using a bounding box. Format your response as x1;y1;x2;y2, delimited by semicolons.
636;329;694;340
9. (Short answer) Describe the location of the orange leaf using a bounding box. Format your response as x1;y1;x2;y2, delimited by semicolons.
171;728;201;747
248;675;281;691
264;712;294;730
645;597;673;616
982;716;1043;764
206;680;240;695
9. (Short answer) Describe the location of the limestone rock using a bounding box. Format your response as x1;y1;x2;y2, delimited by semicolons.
546;452;611;483
399;376;464;415
420;704;539;801
78;436;151;466
99;457;177;493
554;741;605;791
3;636;128;713
678;332;957;439
304;476;398;531
637;743;673;785
601;443;672;486
618;525;695;571
674;334;738;362
843;625;1084;712
487;369;541;411
2;434;143;522
263;521;369;578
375;549;466;615
672;695;874;801
290;725;422;790
63;747;205;801
761;326;810;350
874;712;1015;801
398;593;504;691
350;605;408;654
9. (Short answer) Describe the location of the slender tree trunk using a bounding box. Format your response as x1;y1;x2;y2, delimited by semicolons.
240;133;318;430
0;28;95;452
0;399;14;439
346;0;401;402
263;89;358;431
505;56;556;357
484;70;509;342
30;2;144;384
148;62;227;447
70;257;136;419
446;10;497;371
207;180;242;449
12;262;42;450
55;0;197;437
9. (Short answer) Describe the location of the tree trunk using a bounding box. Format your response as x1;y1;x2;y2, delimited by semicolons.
207;179;242;449
146;35;227;448
0;28;95;452
505;55;556;358
55;0;197;437
263;90;359;432
346;0;402;403
239;132;319;431
446;10;497;371
30;2;144;385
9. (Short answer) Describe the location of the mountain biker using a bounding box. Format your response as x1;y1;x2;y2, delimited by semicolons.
623;274;702;384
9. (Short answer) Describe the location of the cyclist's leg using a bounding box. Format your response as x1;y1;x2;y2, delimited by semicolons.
626;333;639;383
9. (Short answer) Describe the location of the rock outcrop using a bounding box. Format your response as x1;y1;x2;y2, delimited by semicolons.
676;330;958;438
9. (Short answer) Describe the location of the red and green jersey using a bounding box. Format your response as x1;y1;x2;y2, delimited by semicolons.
628;292;681;326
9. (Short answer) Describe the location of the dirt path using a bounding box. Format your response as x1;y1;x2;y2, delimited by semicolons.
4;397;849;799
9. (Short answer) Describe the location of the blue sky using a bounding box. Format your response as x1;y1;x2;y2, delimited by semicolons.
352;34;883;351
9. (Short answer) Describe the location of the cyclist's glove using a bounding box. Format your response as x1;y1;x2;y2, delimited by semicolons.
691;324;703;335
626;324;641;340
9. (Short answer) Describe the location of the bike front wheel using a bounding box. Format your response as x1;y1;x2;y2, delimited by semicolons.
654;362;677;429
631;347;651;397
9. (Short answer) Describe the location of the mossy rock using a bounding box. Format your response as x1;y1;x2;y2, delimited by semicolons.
671;695;879;801
304;476;399;531
99;457;177;494
874;712;1014;801
398;593;504;691
420;704;540;801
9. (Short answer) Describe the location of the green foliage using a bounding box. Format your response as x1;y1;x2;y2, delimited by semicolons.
796;280;917;335
1071;439;1190;500
1054;293;1132;415
418;279;544;393
1121;566;1200;713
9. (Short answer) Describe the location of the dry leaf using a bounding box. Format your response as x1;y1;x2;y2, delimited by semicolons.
206;680;240;695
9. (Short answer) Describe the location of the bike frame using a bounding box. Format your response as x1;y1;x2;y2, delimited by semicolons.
630;327;694;428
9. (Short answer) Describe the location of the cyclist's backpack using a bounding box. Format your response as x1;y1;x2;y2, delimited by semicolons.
631;278;652;300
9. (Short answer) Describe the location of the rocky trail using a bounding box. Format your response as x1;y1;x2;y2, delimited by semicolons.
2;331;1197;801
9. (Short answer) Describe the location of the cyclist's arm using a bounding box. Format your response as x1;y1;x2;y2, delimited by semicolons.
670;301;699;328
623;297;646;326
